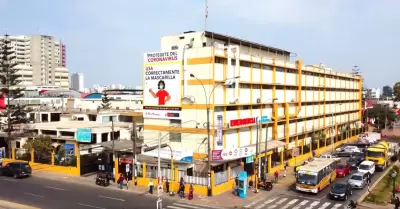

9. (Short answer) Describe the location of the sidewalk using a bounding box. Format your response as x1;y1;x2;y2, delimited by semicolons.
358;202;395;209
33;170;253;208
0;200;40;209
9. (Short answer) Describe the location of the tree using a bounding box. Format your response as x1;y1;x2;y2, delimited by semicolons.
0;34;30;157
22;135;53;153
100;92;112;109
364;104;398;129
382;85;394;98
394;82;400;101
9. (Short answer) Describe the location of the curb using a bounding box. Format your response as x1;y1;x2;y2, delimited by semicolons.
0;200;40;209
357;161;399;203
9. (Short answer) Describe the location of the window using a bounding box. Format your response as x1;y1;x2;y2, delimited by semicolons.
214;107;223;112
262;65;272;70
240;61;250;67
169;132;181;142
215;57;224;64
276;67;284;72
252;63;260;69
239;105;250;110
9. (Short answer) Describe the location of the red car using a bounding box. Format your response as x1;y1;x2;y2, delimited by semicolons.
336;164;350;177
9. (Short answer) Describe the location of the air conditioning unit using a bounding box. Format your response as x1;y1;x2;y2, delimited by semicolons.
116;107;119;110
126;107;130;110
256;98;261;103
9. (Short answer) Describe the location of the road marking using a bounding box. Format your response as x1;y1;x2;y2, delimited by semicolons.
319;202;331;209
44;186;66;191
291;200;309;209
280;199;298;209
304;201;320;209
166;206;182;209
78;203;106;209
267;198;287;208
330;203;342;209
173;202;221;209
254;197;278;209
172;203;204;208
24;192;44;198
244;197;264;208
98;195;125;202
1;178;17;182
285;193;322;201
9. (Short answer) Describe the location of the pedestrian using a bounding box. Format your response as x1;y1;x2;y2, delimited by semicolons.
179;183;185;198
274;170;279;183
117;173;124;189
148;180;154;194
188;184;194;200
395;197;400;209
165;179;169;194
180;177;184;186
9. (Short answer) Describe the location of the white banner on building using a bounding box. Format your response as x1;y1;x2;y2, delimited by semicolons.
215;115;223;150
143;51;182;119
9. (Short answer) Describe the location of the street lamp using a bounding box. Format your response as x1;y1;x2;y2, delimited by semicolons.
392;171;397;199
189;73;239;196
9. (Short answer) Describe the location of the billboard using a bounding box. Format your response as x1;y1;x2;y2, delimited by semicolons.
143;51;182;119
215;115;223;150
76;128;92;143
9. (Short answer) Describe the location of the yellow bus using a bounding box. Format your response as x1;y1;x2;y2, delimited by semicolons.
295;158;340;194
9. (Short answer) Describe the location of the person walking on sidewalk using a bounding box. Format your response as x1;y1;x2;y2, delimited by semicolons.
394;197;400;209
148;180;154;194
274;170;279;183
117;173;125;189
283;162;288;177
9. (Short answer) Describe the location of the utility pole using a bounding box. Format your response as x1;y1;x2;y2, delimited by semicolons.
206;106;211;196
254;117;260;193
110;116;115;178
263;123;269;180
132;120;137;185
331;113;334;153
385;105;388;130
157;132;162;209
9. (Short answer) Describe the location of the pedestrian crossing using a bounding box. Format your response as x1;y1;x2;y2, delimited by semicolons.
244;196;346;209
164;202;225;209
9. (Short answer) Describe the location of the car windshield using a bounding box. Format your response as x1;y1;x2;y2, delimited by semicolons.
332;183;346;190
350;175;363;180
367;151;383;158
297;173;318;185
337;165;345;170
359;164;370;170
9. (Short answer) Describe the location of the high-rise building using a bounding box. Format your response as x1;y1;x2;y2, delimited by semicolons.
0;34;69;88
70;73;84;92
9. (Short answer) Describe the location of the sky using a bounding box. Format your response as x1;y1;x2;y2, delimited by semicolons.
1;0;399;88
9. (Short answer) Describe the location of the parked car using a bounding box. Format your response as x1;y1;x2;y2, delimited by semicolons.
348;172;368;189
336;163;351;177
0;162;32;179
320;154;334;159
358;161;375;176
329;182;353;201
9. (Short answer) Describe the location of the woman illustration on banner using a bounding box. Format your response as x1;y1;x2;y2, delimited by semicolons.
149;80;171;105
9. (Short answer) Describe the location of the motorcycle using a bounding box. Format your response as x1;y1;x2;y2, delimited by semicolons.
258;180;273;191
346;200;357;209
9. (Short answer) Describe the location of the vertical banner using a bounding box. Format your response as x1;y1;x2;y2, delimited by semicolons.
143;51;182;119
215;115;223;150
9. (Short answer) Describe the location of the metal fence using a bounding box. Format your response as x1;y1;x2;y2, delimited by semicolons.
214;169;229;185
15;148;31;161
177;170;208;186
146;167;173;180
231;166;242;179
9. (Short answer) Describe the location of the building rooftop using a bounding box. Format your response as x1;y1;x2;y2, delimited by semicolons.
27;121;132;133
202;30;291;55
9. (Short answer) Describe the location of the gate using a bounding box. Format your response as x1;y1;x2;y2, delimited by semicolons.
80;153;100;176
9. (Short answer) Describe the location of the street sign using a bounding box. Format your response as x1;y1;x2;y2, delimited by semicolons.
292;148;300;157
246;155;254;164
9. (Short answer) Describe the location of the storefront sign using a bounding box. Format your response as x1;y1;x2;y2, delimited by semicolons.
221;147;256;160
143;147;193;162
215;115;223;149
211;150;223;161
76;128;92;143
230;117;256;128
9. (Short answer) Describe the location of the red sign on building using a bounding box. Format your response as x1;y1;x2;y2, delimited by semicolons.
229;117;256;128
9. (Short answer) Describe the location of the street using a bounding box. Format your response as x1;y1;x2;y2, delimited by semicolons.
0;175;220;209
243;160;387;209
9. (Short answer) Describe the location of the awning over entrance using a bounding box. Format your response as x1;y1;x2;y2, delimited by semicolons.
244;140;286;153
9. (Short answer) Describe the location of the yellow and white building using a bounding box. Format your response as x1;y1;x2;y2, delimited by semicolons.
142;30;363;170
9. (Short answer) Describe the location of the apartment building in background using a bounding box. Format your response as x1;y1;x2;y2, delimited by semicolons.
70;73;85;92
142;31;363;172
0;35;69;88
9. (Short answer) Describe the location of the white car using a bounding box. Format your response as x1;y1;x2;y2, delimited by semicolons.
358;161;375;176
344;146;361;153
320;154;334;159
